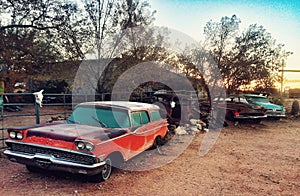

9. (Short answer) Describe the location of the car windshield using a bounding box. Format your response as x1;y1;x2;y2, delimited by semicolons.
225;97;248;103
67;106;131;128
246;96;269;103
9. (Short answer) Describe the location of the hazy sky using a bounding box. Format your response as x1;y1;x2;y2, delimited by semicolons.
148;0;300;79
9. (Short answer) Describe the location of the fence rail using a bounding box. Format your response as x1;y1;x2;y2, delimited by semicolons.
0;93;76;149
0;91;154;149
1;90;206;149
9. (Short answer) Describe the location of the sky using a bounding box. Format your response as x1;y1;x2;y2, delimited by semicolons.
148;0;300;82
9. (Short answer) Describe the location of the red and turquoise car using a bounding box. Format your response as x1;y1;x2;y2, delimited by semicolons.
243;94;286;119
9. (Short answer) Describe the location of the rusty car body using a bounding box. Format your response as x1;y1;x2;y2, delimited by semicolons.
4;101;168;182
142;90;197;127
218;95;267;123
215;96;267;123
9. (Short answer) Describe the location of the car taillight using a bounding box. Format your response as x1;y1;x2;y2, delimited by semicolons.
234;111;239;117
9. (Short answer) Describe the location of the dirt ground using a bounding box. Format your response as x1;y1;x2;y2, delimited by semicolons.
0;107;299;195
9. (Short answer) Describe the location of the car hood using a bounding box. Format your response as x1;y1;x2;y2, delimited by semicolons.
26;123;128;142
254;102;284;110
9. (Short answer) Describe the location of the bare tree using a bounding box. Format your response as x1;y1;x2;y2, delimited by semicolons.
82;0;156;59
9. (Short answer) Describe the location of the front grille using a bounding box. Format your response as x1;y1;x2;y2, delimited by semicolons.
266;109;283;114
247;112;265;116
9;142;96;165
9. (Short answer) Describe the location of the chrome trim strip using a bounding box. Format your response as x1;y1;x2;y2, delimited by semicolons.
133;125;165;135
235;115;268;119
4;150;105;168
5;140;96;158
96;122;167;146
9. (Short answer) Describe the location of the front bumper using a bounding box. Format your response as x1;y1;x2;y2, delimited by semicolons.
4;150;106;176
266;112;286;118
235;114;267;120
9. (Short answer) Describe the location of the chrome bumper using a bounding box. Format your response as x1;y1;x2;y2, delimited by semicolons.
266;113;286;118
4;150;106;175
235;115;267;120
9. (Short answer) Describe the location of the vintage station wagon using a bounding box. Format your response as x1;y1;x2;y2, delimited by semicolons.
4;101;168;182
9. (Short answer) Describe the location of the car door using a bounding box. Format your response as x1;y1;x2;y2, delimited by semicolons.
128;111;152;157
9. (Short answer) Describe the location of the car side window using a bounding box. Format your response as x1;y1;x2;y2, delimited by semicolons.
131;111;150;127
131;112;141;127
150;110;161;122
141;111;150;124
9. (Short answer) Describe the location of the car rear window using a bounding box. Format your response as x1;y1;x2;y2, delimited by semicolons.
150;110;161;122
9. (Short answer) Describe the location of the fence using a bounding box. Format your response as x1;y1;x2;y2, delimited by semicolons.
0;90;206;149
0;91;158;149
0;93;76;149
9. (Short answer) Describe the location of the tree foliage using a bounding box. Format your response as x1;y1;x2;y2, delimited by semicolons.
0;0;165;94
0;0;92;75
203;15;292;94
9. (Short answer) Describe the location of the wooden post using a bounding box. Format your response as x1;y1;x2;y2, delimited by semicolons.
35;98;40;124
280;60;284;97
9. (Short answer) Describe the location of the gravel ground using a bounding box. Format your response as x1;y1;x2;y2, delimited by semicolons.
0;110;299;195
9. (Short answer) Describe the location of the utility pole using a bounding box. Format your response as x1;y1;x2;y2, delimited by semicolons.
280;60;285;97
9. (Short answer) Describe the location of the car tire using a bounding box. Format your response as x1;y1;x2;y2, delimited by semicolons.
227;111;235;122
150;136;163;149
89;158;112;183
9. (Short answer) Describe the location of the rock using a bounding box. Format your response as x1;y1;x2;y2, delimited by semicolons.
189;118;207;132
175;126;187;135
190;126;200;133
47;115;65;123
190;119;199;125
197;123;202;131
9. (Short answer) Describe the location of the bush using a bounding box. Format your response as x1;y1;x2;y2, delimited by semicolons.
270;94;285;105
290;100;299;116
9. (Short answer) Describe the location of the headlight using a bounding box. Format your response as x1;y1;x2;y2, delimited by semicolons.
76;141;85;150
9;132;16;139
85;143;94;151
16;132;23;140
9;131;23;140
75;141;94;152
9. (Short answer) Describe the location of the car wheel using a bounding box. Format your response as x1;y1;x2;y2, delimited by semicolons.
101;158;112;181
150;136;162;149
150;136;166;155
227;111;235;122
89;158;112;183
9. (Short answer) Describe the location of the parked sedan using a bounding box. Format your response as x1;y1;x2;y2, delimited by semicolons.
243;94;286;119
4;101;168;182
215;96;267;123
